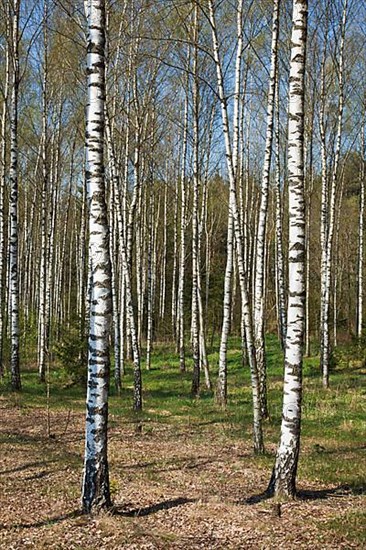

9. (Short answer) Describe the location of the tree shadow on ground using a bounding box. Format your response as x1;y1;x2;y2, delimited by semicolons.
0;510;82;530
298;484;365;499
0;499;197;530
113;497;196;517
0;459;55;476
245;484;364;505
117;455;217;473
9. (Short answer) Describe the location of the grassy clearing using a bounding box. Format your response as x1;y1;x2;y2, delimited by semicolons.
0;334;365;548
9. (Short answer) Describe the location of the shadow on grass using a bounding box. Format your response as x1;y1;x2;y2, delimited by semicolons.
0;459;55;476
118;455;217;473
0;499;197;530
0;510;82;530
0;430;82;467
246;484;365;505
298;484;365;499
113;497;196;517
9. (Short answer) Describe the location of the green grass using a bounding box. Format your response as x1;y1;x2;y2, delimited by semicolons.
1;333;365;493
322;511;366;545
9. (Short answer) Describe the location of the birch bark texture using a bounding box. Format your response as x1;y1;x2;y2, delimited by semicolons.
9;0;21;391
357;116;365;340
320;0;347;388
254;0;280;420
268;0;307;498
0;27;10;377
216;0;243;408
81;0;112;514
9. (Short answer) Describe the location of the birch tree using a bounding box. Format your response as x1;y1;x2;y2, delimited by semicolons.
177;74;189;373
38;0;49;384
357;113;365;340
268;0;308;498
0;25;9;377
319;0;347;388
216;0;243;408
81;0;112;514
254;0;280;419
274;76;287;351
208;0;263;453
9;0;21;391
191;3;201;396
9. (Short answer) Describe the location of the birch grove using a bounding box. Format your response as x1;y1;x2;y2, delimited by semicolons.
0;0;364;513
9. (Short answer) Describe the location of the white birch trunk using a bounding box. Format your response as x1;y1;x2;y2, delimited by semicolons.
146;179;154;371
268;0;307;498
171;174;179;337
116;166;142;410
191;4;200;396
109;175;121;392
9;0;21;391
159;181;167;320
81;0;112;514
0;34;9;377
208;0;263;453
274;79;287;351
106;108;142;408
333;169;346;347
320;0;347;388
178;78;189;372
358;122;365;339
254;0;280;419
217;0;243;407
38;3;48;383
105;109;122;392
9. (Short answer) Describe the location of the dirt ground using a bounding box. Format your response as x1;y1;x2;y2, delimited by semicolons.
0;405;364;549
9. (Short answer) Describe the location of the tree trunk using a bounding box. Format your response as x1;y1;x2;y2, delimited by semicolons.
320;0;347;388
81;0;112;514
274;57;287;352
208;0;263;454
254;0;280;420
268;0;308;499
191;5;200;396
216;0;243;407
0;32;9;377
177;67;189;373
9;0;21;391
38;1;48;383
357;117;365;339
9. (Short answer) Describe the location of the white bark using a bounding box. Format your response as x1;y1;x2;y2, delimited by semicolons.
358;121;365;339
159;181;167;320
217;0;243;407
38;2;49;383
0;33;9;377
269;0;307;499
146;179;154;371
274;78;287;351
254;0;280;419
82;0;112;514
9;0;21;391
106;152;121;392
191;4;200;396
177;73;189;372
320;0;347;388
106;108;142;409
171;174;179;337
208;0;263;453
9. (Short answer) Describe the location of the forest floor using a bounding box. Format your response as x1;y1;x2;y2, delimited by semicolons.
0;336;365;549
